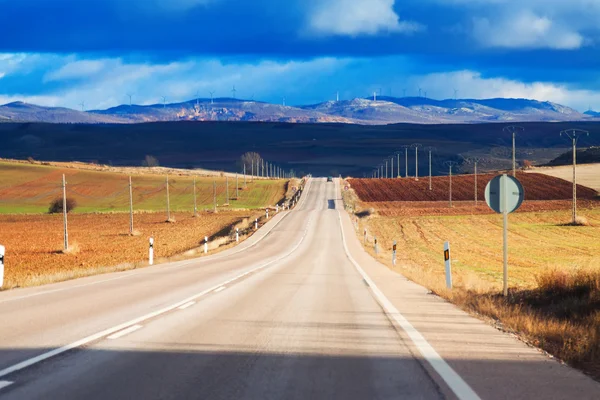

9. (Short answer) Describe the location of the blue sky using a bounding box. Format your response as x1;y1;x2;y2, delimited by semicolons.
0;0;599;111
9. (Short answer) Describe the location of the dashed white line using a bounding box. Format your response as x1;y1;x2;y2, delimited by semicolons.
0;380;13;390
213;286;226;293
177;301;195;310
0;212;314;381
107;325;143;340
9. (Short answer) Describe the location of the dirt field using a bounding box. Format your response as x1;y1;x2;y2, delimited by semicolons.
530;163;600;192
0;211;262;289
0;160;287;213
349;172;598;202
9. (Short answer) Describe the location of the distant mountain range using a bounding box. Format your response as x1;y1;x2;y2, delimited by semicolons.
1;97;599;125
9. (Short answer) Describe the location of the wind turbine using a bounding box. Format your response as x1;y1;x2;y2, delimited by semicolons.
454;89;458;100
195;90;200;107
126;93;133;106
79;101;85;112
373;91;377;102
161;96;166;108
418;87;422;97
336;91;339;102
209;91;215;105
282;96;286;107
231;85;237;100
424;91;427;98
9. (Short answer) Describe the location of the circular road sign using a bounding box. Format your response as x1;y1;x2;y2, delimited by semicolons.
485;174;524;214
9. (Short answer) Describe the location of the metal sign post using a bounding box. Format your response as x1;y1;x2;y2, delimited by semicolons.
444;241;452;289
485;174;524;296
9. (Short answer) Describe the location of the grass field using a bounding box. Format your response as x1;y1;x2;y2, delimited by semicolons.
0;160;287;213
345;175;600;379
0;211;264;289
530;163;600;192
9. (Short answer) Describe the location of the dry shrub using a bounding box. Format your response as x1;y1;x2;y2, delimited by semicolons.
61;241;81;255
574;216;590;226
49;197;77;214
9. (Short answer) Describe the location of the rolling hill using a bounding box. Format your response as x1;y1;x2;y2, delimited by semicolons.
1;97;597;125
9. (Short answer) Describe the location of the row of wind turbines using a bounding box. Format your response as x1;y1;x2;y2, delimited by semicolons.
77;86;463;112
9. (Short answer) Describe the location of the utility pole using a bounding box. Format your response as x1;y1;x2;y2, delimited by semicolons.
193;176;198;216
560;129;589;224
402;145;410;178
251;160;254;182
503;126;524;177
236;173;239;199
225;175;229;205
243;164;247;188
397;152;400;178
444;161;459;208
62;174;68;251
166;175;171;221
466;157;482;206
425;147;435;191
385;160;388;179
129;176;134;234
213;180;217;212
412;143;422;180
391;156;393;179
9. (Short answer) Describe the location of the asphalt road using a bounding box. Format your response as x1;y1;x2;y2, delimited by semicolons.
0;178;598;399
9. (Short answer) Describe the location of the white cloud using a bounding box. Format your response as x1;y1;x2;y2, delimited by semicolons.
431;0;600;49
1;54;351;110
308;0;423;36
473;10;584;49
412;70;600;111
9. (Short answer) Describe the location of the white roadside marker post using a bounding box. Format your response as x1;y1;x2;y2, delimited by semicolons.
266;208;269;219
276;204;279;213
148;238;154;265
204;236;208;254
0;244;5;289
444;241;452;289
255;218;258;230
374;236;378;254
236;228;239;243
392;241;397;266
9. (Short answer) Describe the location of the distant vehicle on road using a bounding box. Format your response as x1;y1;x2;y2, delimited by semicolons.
327;176;333;182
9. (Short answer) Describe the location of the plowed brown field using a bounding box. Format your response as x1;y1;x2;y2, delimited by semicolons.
0;211;260;289
349;172;598;202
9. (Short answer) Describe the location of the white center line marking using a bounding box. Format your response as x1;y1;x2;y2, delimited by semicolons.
0;205;315;382
178;301;195;310
0;381;13;390
213;286;226;293
107;325;143;340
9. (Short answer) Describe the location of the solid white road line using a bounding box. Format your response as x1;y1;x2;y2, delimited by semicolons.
177;301;196;310
336;207;480;399
107;325;143;340
0;381;13;390
0;213;314;381
213;287;226;293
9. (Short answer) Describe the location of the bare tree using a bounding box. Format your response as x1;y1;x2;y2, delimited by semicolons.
142;155;160;167
240;152;263;173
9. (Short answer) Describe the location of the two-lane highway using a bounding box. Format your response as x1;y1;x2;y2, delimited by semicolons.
0;178;599;399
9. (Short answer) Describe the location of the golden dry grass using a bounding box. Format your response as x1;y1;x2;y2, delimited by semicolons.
355;206;600;379
531;163;600;192
0;210;263;288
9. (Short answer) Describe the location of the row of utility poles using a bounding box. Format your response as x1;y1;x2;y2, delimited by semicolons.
60;166;294;251
246;159;294;181
369;127;591;224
